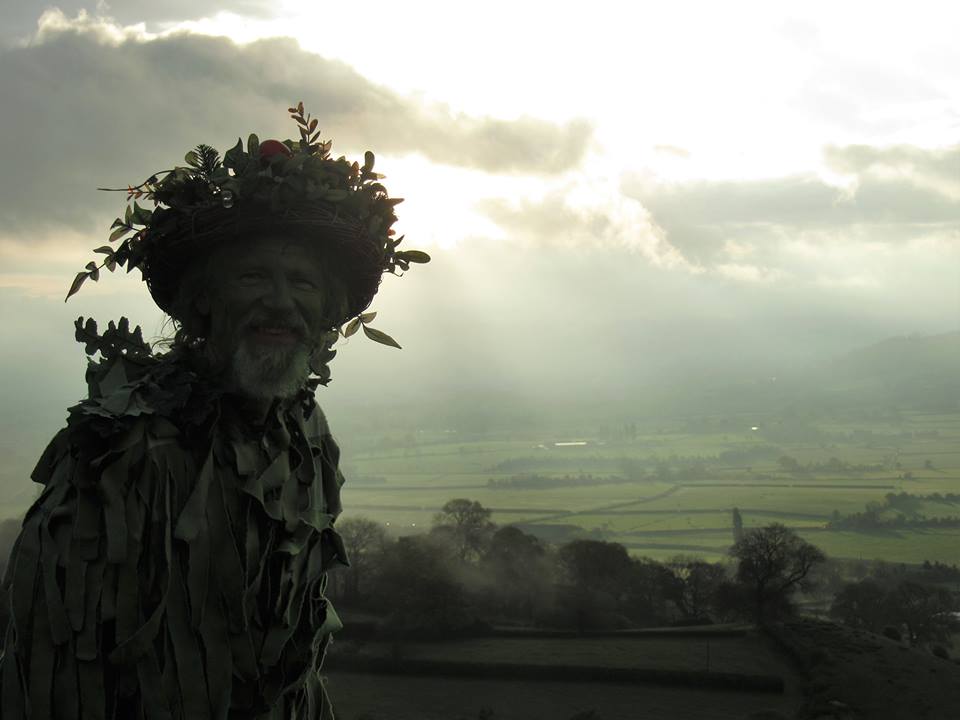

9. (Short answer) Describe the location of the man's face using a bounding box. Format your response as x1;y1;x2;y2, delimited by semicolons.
203;235;329;403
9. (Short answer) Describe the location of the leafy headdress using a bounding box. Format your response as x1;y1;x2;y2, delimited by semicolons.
66;102;430;354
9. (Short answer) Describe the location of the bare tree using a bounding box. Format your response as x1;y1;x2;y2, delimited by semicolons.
731;523;825;623
432;498;496;563
336;516;389;604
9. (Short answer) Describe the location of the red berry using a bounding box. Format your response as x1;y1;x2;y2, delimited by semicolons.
259;139;292;164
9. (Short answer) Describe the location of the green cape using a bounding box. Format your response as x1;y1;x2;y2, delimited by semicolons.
1;325;349;719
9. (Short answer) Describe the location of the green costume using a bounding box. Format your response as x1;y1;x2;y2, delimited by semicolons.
2;329;347;719
0;104;429;718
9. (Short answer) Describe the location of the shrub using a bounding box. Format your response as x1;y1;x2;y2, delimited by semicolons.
881;625;902;642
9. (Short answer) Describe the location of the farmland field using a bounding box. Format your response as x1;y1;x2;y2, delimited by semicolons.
1;408;957;566
336;408;960;566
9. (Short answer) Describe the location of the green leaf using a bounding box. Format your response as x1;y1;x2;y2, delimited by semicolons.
362;324;401;349
363;150;375;173
109;226;129;242
184;150;200;167
396;250;431;264
360;311;377;323
343;317;361;337
132;202;152;225
64;271;88;302
247;133;260;156
124;204;133;224
223;137;245;170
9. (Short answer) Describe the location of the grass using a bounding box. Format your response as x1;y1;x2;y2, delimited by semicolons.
326;631;801;720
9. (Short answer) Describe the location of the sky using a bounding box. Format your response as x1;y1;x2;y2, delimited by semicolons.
0;1;958;498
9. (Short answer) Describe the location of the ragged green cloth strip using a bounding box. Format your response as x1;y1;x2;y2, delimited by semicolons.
0;342;350;719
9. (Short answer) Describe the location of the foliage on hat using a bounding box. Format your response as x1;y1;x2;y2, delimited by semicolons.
66;102;430;350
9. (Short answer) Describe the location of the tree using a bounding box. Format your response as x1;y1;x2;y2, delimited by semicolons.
557;539;634;630
732;507;744;543
625;558;684;626
829;579;887;631
481;525;551;623
883;581;960;646
432;498;496;563
336;516;389;604
777;455;802;473
673;559;728;623
370;535;470;638
730;523;825;623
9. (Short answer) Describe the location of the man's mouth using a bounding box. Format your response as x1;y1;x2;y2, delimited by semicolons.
248;325;301;343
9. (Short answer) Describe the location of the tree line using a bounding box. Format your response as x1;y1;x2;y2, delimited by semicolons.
327;498;830;636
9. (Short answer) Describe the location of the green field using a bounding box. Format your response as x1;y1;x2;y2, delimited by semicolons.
337;409;960;565
3;409;958;567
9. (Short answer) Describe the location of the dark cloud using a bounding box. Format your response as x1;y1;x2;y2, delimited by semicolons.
619;152;960;265
0;16;591;235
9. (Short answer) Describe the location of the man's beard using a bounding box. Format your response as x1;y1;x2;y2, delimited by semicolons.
228;334;313;402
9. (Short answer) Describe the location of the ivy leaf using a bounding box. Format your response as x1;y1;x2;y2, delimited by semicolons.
395;250;431;264
109;226;129;242
343;317;361;337
85;261;100;282
360;311;377;323
362;324;401;349
132;202;152;225
64;271;88;302
223;137;245;170
247;133;260;156
184;150;200;167
124;204;133;224
363;151;375;173
74;316;100;354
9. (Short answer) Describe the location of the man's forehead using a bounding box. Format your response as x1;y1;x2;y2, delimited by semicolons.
215;235;323;265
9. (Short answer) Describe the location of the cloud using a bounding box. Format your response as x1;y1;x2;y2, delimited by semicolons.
2;1;275;42
0;11;591;237
475;177;689;269
621;145;960;267
824;143;960;199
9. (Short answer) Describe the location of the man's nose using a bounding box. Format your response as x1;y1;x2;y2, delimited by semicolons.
262;276;296;309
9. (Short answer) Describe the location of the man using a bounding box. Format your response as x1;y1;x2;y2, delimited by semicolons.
0;104;429;719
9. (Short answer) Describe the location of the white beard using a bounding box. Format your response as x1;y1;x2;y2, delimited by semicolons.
229;335;313;402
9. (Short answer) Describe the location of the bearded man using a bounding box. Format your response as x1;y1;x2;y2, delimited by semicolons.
0;104;428;719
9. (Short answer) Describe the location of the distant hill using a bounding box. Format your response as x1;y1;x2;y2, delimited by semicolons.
604;331;960;421
806;331;960;411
